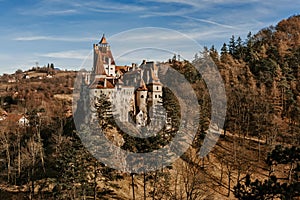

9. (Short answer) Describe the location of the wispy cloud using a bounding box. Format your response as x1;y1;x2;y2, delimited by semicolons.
142;0;260;7
19;7;79;16
19;0;147;16
182;16;237;30
79;1;146;13
40;50;91;59
141;0;202;8
107;27;202;63
13;36;95;42
44;9;77;15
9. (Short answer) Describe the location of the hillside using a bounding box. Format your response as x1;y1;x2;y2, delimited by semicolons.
0;15;299;199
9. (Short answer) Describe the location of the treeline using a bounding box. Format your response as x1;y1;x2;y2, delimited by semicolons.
208;15;300;198
172;15;300;198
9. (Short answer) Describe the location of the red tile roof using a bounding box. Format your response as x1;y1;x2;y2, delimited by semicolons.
89;78;115;89
137;79;148;91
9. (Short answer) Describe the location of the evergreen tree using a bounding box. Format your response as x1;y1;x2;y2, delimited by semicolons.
94;94;114;129
221;43;228;55
235;36;244;59
209;45;219;62
229;35;236;55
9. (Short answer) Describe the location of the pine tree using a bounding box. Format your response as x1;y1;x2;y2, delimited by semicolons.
229;35;236;56
94;94;114;129
235;36;244;59
221;43;228;55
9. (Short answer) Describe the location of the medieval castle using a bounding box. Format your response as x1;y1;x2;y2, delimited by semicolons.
83;34;165;127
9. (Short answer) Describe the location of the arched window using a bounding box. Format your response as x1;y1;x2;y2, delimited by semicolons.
157;86;159;90
141;95;144;98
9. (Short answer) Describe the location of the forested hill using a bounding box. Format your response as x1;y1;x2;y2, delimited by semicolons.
172;15;300;199
214;14;300;142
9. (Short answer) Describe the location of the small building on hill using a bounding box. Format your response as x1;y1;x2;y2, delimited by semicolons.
2;114;29;127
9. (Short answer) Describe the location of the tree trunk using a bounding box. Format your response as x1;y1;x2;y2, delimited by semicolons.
131;173;135;200
152;171;158;200
2;132;11;183
288;162;294;183
17;130;21;178
6;143;11;183
174;170;178;198
143;172;146;200
227;170;231;197
258;135;261;162
36;124;45;173
94;162;97;200
31;145;35;200
237;169;241;186
220;160;223;184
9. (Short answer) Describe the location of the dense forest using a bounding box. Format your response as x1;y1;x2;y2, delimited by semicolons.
0;15;299;199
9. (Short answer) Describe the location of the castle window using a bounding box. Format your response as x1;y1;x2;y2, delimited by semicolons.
155;95;157;98
157;86;159;90
141;95;144;98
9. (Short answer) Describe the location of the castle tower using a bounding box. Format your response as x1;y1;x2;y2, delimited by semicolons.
135;79;148;126
136;79;148;113
148;82;162;106
146;62;162;107
93;34;116;78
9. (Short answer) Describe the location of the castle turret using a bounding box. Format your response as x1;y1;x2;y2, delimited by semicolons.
136;79;148;114
93;34;116;78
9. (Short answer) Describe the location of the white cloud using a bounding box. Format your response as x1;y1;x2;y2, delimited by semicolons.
40;50;91;60
182;16;237;30
13;36;95;42
81;1;146;13
19;0;147;16
107;27;203;64
141;0;260;9
19;8;79;16
45;9;78;15
141;0;202;8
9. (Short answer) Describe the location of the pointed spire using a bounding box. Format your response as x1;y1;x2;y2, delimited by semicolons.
99;34;108;44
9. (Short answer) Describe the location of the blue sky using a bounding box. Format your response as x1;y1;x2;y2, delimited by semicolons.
0;0;299;74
